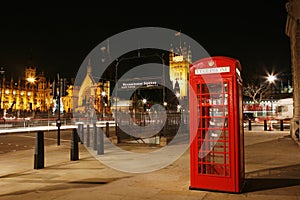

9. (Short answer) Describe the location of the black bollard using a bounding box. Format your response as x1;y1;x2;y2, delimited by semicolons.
106;122;109;137
77;123;82;143
56;119;61;146
248;119;252;131
70;128;79;161
78;123;84;144
34;131;44;169
93;123;97;150
115;121;119;143
80;123;84;144
264;119;267;131
57;125;60;146
86;124;90;147
97;127;104;155
280;120;284;131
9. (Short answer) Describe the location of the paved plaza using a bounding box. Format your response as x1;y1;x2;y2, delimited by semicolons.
0;129;300;199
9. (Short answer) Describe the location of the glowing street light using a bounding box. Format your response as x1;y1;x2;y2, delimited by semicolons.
0;67;5;111
267;74;276;83
142;98;147;104
177;104;182;112
101;91;106;120
26;77;36;83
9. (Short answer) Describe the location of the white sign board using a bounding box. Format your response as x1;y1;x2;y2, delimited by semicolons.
195;66;230;75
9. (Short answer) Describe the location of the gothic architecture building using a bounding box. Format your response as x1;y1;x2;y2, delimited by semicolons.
0;66;52;117
72;59;111;119
169;42;192;100
0;38;191;119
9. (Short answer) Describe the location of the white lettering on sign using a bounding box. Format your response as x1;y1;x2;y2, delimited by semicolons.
195;66;230;75
120;81;158;89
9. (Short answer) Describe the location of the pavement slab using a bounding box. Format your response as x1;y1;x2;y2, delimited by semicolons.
0;129;300;199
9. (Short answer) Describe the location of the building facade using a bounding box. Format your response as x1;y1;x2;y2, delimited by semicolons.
72;59;111;119
285;0;300;139
169;42;192;100
0;66;52;117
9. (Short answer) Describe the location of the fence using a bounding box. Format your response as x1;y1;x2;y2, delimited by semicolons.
115;111;189;143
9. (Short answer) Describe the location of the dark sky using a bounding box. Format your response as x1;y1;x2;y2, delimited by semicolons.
0;2;291;82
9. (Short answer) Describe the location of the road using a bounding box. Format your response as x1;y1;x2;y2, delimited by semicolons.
0;130;72;154
0;127;299;199
0;126;290;154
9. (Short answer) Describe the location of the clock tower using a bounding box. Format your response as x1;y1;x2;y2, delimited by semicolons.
169;42;192;100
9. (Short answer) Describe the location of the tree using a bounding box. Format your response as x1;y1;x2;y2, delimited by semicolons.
243;81;270;104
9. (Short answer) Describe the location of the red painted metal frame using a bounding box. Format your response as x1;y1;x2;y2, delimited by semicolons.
189;56;244;193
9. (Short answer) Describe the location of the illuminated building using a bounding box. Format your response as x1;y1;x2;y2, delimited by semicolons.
73;59;111;119
169;42;192;100
0;66;52;115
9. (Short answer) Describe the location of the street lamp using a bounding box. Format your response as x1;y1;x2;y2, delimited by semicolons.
267;74;276;84
0;67;5;113
177;104;181;112
26;76;37;113
266;73;277;94
142;98;147;126
101;91;106;120
142;98;147;104
266;73;277;114
26;77;36;84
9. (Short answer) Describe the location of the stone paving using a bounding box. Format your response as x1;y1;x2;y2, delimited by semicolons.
0;129;300;199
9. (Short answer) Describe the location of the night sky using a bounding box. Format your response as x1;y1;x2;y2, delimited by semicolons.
0;2;291;83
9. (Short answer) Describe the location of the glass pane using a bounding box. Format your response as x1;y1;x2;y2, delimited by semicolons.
197;81;230;177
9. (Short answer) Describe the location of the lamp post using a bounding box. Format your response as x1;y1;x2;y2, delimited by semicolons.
101;91;106;120
267;74;276;92
56;74;62;146
267;73;277;114
0;67;5;115
142;98;147;126
26;77;36;115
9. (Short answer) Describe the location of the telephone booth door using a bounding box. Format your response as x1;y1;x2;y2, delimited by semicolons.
189;56;244;193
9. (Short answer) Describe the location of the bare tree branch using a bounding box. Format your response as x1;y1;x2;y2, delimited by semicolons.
243;81;270;104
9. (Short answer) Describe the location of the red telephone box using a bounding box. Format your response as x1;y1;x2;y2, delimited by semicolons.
189;56;244;193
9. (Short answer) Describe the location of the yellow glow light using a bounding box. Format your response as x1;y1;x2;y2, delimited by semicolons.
27;77;35;83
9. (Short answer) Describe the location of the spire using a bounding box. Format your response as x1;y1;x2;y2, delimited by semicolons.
174;30;182;56
100;40;111;63
182;42;187;59
87;58;92;75
107;39;111;61
188;45;192;63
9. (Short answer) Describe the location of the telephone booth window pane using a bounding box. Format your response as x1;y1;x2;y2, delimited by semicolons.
196;82;230;176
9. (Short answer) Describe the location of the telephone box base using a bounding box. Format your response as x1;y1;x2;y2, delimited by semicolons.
189;186;244;194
